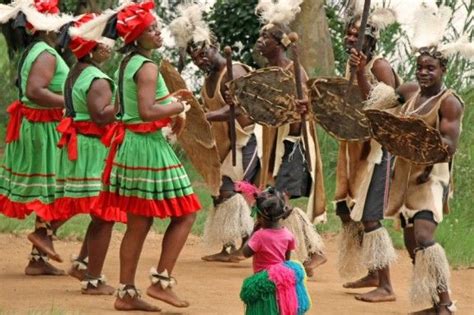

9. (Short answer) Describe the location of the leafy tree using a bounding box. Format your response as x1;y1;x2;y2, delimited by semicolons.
208;0;260;66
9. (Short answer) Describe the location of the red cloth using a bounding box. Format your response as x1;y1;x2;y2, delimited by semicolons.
25;0;60;31
0;195;55;220
101;119;171;184
98;192;201;219
6;100;63;143
117;1;156;44
34;0;60;14
248;227;296;273
53;196;127;223
69;13;98;59
57;117;107;161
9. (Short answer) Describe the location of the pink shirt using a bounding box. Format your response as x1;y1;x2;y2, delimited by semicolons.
248;227;296;273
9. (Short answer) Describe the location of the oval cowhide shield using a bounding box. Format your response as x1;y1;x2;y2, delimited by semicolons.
160;60;222;196
308;77;371;141
229;67;301;127
365;109;450;165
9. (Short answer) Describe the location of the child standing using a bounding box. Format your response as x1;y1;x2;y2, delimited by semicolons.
240;188;311;315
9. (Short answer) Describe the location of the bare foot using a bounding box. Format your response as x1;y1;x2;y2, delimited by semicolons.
25;260;65;276
354;287;396;303
438;305;454;315
27;232;62;262
68;266;86;281
201;251;233;263
343;272;379;289
82;283;115;295
304;253;327;277
146;285;189;308
114;296;161;312
229;248;247;262
409;307;436;315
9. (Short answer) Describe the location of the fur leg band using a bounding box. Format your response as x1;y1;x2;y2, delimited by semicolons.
29;248;48;262
70;255;88;271
281;207;325;263
410;243;451;307
81;275;107;290
115;284;141;299
362;226;397;271
203;194;254;246
149;268;177;290
337;221;365;279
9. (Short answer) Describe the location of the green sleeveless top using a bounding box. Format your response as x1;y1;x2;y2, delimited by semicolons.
67;66;115;122
19;41;69;108
120;54;173;123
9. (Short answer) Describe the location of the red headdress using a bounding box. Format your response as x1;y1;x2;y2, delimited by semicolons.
69;13;98;59
21;0;72;33
116;1;156;45
34;0;59;14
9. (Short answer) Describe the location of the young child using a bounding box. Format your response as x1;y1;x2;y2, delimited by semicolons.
239;187;311;315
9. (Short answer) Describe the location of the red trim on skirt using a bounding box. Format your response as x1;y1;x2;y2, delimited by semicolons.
53;196;127;223
98;192;201;218
0;195;55;220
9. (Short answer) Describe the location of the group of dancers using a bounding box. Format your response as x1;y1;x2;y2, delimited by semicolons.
0;0;469;314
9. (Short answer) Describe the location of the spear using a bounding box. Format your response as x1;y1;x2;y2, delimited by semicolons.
348;0;371;87
288;32;312;173
224;46;237;167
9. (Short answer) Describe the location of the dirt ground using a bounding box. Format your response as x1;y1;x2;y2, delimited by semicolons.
0;233;473;315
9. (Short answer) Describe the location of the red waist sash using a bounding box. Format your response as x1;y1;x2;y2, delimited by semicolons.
6;100;63;143
57;117;108;161
101;119;171;184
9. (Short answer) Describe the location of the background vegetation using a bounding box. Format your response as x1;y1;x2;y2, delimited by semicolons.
0;0;471;267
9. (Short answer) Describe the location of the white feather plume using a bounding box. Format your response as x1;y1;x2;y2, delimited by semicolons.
20;0;73;32
255;0;303;26
410;4;452;51
0;0;23;24
69;0;134;42
438;35;474;61
168;3;212;49
69;10;115;41
369;8;397;32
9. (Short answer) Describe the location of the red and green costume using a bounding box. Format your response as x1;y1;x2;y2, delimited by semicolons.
54;65;126;222
98;54;201;217
0;41;68;220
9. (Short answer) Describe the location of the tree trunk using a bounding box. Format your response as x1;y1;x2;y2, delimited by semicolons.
291;0;335;76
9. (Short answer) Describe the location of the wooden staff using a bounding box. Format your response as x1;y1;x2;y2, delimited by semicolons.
288;32;312;173
224;46;237;167
348;0;371;87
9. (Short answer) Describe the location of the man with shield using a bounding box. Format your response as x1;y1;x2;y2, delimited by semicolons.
169;4;260;263
243;0;328;277
364;4;468;313
328;4;400;302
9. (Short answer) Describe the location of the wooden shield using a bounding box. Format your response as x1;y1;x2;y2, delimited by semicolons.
229;67;301;127
160;60;222;195
308;77;371;141
365;109;450;165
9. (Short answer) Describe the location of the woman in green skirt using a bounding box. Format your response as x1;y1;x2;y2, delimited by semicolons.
54;13;126;295
98;2;201;311
0;0;72;275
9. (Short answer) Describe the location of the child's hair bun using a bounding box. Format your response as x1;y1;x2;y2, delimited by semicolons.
255;188;288;222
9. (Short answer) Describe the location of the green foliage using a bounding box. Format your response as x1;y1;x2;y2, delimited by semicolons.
324;3;346;75
208;0;260;66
